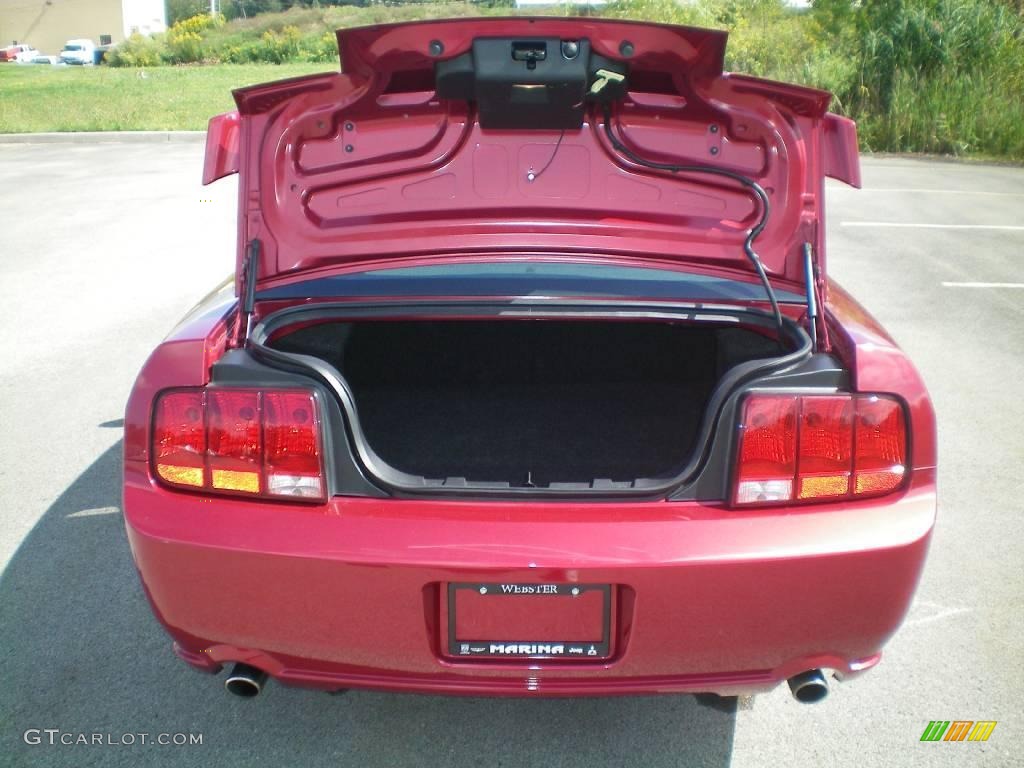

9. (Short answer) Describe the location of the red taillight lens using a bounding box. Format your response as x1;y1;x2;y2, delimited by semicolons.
854;395;907;495
263;390;323;499
734;393;907;507
151;387;325;502
797;396;853;500
734;395;797;504
153;391;206;488
207;390;261;494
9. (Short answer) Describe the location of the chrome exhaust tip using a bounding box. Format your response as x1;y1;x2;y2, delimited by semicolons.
225;663;268;698
787;669;829;704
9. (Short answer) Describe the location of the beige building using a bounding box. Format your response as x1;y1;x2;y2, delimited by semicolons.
0;0;166;56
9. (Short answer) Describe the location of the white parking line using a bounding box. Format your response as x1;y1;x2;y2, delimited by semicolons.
942;282;1024;289
66;506;121;518
903;600;972;628
840;222;1024;230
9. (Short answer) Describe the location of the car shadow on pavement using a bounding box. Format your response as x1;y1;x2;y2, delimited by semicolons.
0;442;737;767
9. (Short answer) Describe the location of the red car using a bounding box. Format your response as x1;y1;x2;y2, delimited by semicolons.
124;18;935;703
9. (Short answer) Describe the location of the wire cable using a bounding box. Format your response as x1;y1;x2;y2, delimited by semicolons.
601;104;784;337
529;128;566;181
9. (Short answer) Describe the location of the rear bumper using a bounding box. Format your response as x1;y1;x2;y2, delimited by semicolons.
124;464;935;697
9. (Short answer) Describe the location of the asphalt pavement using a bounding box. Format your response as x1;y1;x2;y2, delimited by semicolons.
0;141;1021;768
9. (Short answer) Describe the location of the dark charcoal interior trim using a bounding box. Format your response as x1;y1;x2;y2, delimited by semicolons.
248;300;812;498
276;320;744;485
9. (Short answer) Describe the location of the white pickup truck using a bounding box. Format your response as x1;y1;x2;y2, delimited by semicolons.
59;39;95;65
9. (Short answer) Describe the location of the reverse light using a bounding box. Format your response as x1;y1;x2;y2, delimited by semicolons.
263;390;324;498
734;395;797;504
734;393;906;507
152;388;325;501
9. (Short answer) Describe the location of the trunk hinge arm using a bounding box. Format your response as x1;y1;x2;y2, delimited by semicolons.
802;242;831;352
231;239;261;348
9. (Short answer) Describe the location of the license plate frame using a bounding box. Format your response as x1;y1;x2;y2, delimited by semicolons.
446;582;613;660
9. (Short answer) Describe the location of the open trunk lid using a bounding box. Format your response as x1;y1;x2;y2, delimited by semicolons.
204;18;860;295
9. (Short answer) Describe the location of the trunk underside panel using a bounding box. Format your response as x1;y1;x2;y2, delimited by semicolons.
222;18;861;290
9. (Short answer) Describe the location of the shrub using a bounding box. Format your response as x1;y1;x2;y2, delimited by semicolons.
835;0;1024;156
219;41;265;63
300;30;339;63
165;13;225;63
165;29;205;63
106;33;168;67
603;0;714;27
260;25;303;64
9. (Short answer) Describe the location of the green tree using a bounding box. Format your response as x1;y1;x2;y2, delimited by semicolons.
167;0;211;25
811;0;855;38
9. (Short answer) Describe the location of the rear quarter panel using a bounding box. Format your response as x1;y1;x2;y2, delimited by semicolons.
826;279;937;474
123;279;235;469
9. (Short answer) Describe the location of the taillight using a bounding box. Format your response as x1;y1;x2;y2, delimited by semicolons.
734;393;906;507
734;395;797;505
152;388;325;502
797;395;853;500
207;390;261;494
153;391;205;489
262;390;324;498
853;396;908;495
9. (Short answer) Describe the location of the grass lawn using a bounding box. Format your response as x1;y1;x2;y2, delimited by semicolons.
0;64;332;132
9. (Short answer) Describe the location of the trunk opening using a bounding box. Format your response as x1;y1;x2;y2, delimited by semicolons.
266;316;785;489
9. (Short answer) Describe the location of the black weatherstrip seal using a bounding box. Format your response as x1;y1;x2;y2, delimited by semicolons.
247;298;813;500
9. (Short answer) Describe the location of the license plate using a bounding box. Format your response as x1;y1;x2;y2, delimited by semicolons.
447;583;612;659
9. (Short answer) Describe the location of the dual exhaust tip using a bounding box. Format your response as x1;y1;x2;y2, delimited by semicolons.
224;661;830;702
224;663;268;698
787;669;830;703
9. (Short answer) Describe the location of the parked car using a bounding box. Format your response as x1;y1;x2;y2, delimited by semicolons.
124;18;935;704
58;39;95;65
0;44;38;63
30;54;58;65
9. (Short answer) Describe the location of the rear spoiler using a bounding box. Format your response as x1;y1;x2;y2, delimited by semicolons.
202;111;240;186
822;113;861;188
